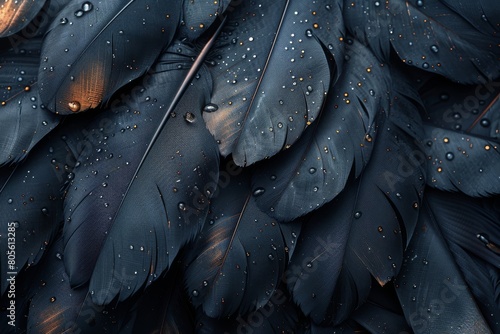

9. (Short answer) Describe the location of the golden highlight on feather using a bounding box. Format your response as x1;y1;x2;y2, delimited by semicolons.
36;306;65;334
0;0;37;35
63;60;106;113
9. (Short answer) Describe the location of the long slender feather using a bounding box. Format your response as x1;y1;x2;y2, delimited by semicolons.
86;48;222;304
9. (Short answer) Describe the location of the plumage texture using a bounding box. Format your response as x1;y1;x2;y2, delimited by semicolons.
420;76;500;195
0;0;46;37
183;169;298;317
344;0;500;83
0;37;59;165
39;0;182;114
203;0;339;166
252;39;389;220
0;118;82;294
395;193;492;333
1;0;500;333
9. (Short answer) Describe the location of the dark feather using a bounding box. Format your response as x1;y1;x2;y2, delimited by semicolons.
86;61;220;304
395;193;492;333
203;0;342;166
61;41;193;289
0;0;46;37
184;168;299;317
0;119;81;294
288;79;425;325
420;76;500;195
344;0;500;83
195;284;305;334
119;260;195;334
350;283;411;334
38;0;183;114
0;36;60;165
424;189;500;331
252;39;389;220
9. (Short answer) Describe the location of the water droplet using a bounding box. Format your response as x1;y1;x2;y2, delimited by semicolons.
82;2;93;12
305;29;313;37
369;89;375;96
306;262;313;268
74;9;84;17
184;112;195;123
253;187;265;197
50;297;56;303
445;152;454;160
102;182;108;187
422;62;429;69
192;289;199;297
480;118;491;127
430;45;439;53
41;207;49;216
354;211;362;219
378;226;383;232
178;202;187;211
416;0;424;7
55;252;63;260
7;198;13;204
309;167;316;174
60;17;68;24
268;254;275;260
203;103;218;112
68;101;81;112
203;280;208;287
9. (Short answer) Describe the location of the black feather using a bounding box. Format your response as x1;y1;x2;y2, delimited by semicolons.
203;0;342;166
0;36;60;165
424;189;500;331
87;62;220;305
184;168;299;317
0;119;81;294
195;284;305;334
344;0;500;83
420;77;500;195
119;260;195;334
38;0;183;114
395;192;492;333
288;79;425;325
252;39;389;220
0;0;46;37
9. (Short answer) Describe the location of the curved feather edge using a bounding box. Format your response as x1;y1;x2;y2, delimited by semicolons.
288;82;425;325
0;116;85;294
39;0;183;114
343;0;500;83
204;0;339;166
88;65;220;305
183;168;300;317
394;196;492;333
0;0;46;37
252;39;389;221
